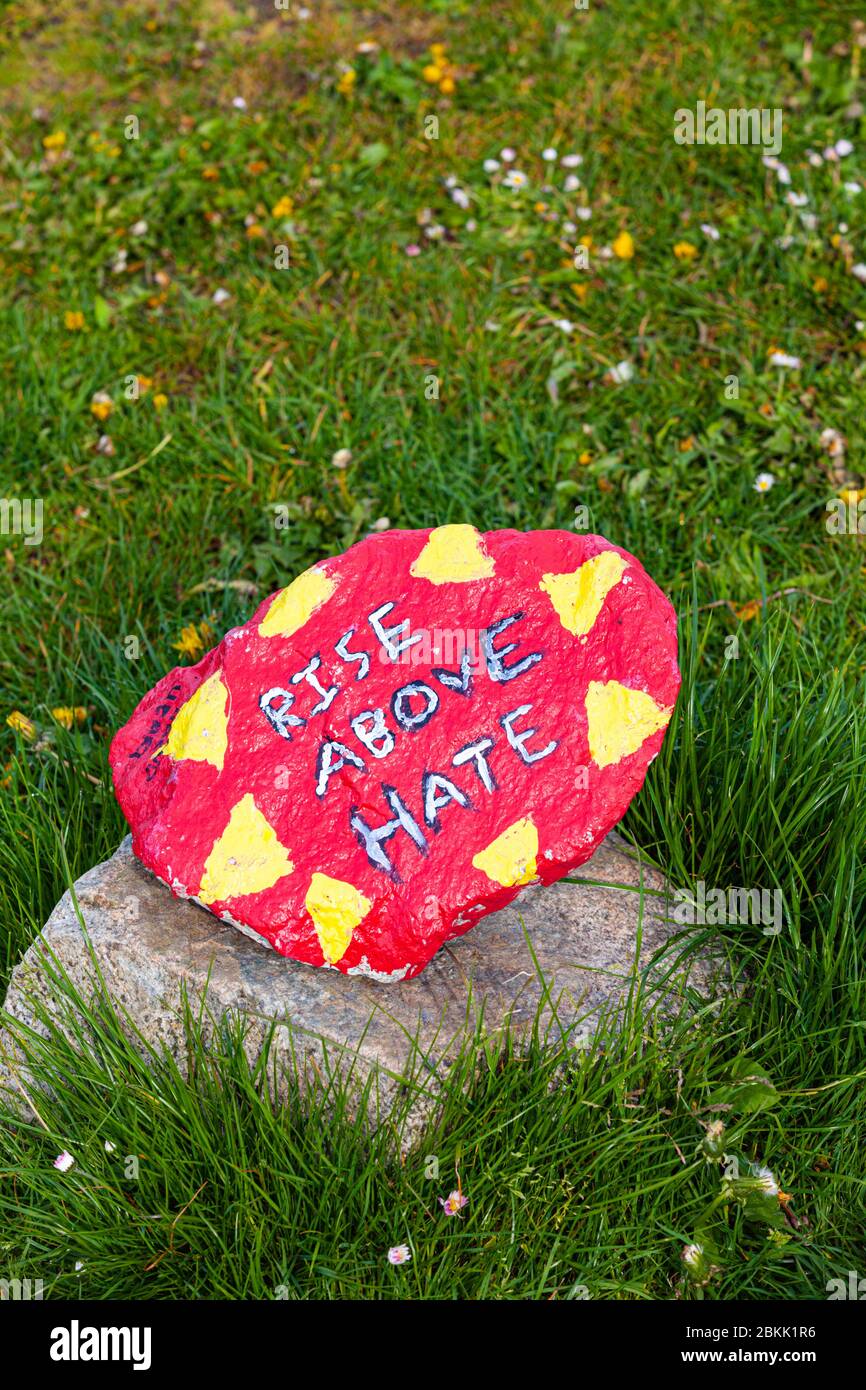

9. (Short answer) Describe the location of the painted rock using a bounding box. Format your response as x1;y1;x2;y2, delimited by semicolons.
110;527;680;981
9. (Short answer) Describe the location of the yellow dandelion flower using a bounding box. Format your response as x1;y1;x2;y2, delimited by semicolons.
90;394;113;421
337;68;356;95
51;706;87;730
172;620;215;659
172;625;204;658
245;223;265;239
64;310;85;331
422;64;443;84
272;195;294;219
43;131;67;151
439;76;456;95
612;231;635;260
153;392;168;411
673;241;698;261
430;43;447;62
7;710;36;740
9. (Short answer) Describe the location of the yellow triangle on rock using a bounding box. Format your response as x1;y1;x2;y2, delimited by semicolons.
305;872;371;965
198;793;294;905
472;816;538;888
410;525;495;584
258;565;336;639
540;550;628;636
164;671;229;769
585;679;671;770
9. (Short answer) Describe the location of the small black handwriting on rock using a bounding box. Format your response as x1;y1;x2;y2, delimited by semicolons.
128;682;183;769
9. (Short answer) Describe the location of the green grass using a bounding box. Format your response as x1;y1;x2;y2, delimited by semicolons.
1;0;865;1299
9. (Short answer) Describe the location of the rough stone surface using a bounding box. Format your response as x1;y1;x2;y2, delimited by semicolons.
1;833;721;1140
109;526;680;979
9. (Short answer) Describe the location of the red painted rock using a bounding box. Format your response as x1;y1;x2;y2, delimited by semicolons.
110;527;680;981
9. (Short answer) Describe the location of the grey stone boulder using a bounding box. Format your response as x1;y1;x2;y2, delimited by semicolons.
0;834;724;1142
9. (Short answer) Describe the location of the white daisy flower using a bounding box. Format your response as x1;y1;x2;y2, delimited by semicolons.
575;206;592;220
502;169;528;190
606;360;634;384
768;351;801;369
844;181;861;195
754;472;775;492
563;174;581;193
552;318;574;334
500;147;516;163
700;223;720;240
331;448;353;469
820;427;845;456
851;263;866;282
212;288;231;305
561;153;583;168
53;1151;75;1172
835;138;854;157
232;96;247;110
682;1243;703;1270
786;191;808;207
387;1244;412;1266
483;158;500;173
542;146;558;162
451;187;470;209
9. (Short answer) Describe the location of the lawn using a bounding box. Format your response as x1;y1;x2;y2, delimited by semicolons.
0;0;864;1301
